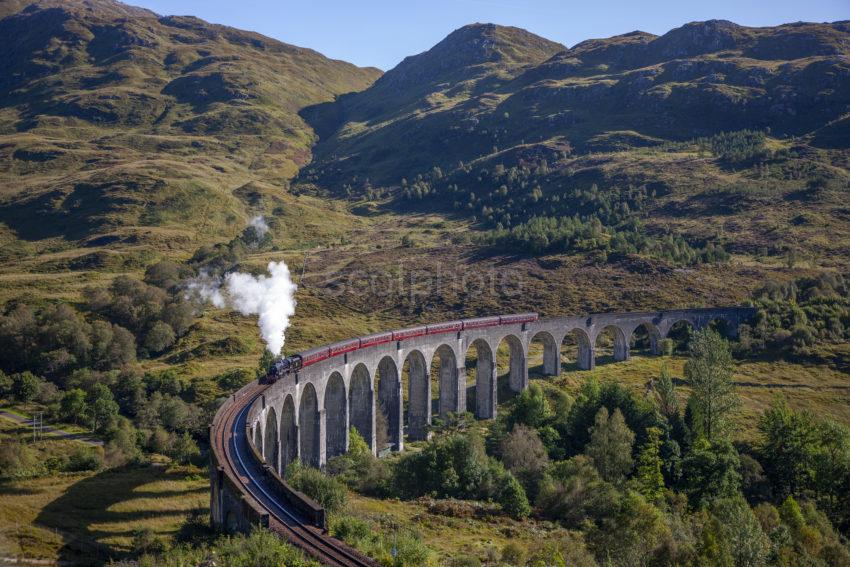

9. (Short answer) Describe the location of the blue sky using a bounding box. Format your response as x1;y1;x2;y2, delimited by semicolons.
130;0;849;70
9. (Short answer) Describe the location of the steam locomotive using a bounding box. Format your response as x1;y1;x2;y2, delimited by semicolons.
262;354;303;384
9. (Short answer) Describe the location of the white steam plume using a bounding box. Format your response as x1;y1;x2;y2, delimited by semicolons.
248;215;269;239
188;261;297;356
186;270;226;308
225;261;296;356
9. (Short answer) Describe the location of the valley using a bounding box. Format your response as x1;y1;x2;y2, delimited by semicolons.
0;1;848;565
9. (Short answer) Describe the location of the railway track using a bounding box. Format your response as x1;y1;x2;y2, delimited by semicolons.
215;383;379;567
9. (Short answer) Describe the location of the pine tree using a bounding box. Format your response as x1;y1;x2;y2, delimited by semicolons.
585;407;635;483
654;364;679;419
633;426;664;501
256;349;276;379
758;396;819;497
685;329;739;441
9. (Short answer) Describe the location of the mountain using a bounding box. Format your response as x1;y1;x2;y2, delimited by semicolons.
301;23;565;178
298;20;850;267
0;5;849;303
302;19;850;187
0;0;380;254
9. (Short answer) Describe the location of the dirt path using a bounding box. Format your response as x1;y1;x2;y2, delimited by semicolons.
0;410;103;447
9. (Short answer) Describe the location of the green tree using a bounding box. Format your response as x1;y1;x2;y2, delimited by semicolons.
0;370;12;398
59;388;88;425
143;321;176;355
508;383;551;429
685;329;738;441
586;490;669;566
88;383;120;434
682;437;741;507
108;324;137;367
500;424;548;499
813;419;850;524
585;407;635;483
757;396;819;498
498;470;531;519
632;426;664;501
654;364;679;420
171;432;200;464
286;461;348;513
104;417;140;466
12;371;41;408
711;495;769;567
256;349;275;380
696;515;735;567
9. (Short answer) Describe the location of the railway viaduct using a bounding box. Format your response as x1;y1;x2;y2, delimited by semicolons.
236;307;752;474
209;307;754;561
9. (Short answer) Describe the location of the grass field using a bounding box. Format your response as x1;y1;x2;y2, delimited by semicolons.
0;419;208;566
344;494;571;565
545;351;850;443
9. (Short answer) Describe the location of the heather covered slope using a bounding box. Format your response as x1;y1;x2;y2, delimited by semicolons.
299;19;850;274
300;23;565;174
0;0;380;254
303;19;850;186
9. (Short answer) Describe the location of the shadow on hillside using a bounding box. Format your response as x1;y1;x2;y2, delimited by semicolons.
33;465;206;566
0;482;42;497
0;184;111;242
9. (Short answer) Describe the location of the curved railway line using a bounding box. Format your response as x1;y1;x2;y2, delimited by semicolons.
213;382;379;567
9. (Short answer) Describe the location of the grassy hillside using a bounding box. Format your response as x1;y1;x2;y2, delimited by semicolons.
299;20;850;282
303;20;850;185
0;0;380;262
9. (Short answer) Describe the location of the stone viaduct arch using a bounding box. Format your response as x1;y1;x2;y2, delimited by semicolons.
630;322;662;355
377;355;402;452
468;338;496;420
349;363;373;451
324;372;347;460
263;407;278;472
248;307;753;470
280;395;297;472
434;344;461;420
593;325;629;363
298;383;320;468
405;349;429;441
530;330;559;376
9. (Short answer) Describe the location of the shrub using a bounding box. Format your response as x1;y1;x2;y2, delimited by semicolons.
500;424;548;499
132;528;167;556
138;528;319;567
12;371;42;406
327;429;391;496
501;542;526;566
286;462;347;513
392;431;489;500
65;446;103;472
498;470;531;519
143;322;176;355
330;515;433;567
0;440;41;478
171;432;200;465
0;370;11;397
217;368;254;391
660;338;675;356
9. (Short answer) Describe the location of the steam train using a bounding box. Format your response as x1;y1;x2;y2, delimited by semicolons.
262;354;303;384
261;312;538;385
